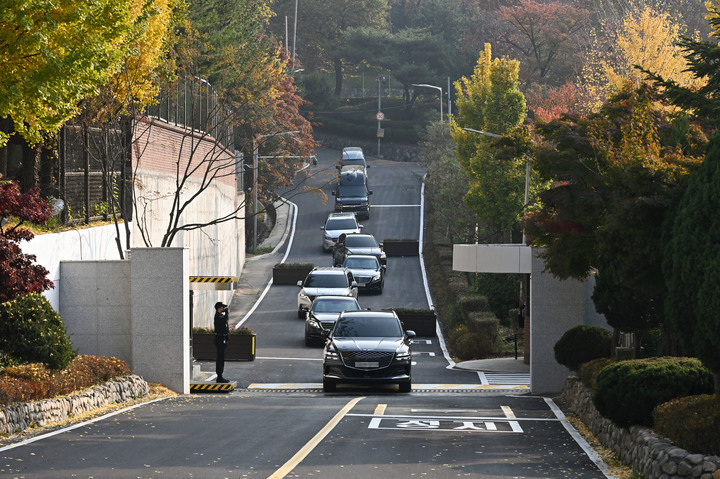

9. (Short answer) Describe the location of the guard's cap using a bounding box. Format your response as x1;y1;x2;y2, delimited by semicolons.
215;302;227;310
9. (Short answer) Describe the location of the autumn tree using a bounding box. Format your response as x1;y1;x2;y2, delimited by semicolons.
498;0;589;86
579;1;703;112
0;181;53;302
450;44;527;241
526;85;705;351
0;0;173;148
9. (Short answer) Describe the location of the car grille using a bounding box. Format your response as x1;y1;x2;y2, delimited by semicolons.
341;350;394;368
354;275;372;283
320;321;335;329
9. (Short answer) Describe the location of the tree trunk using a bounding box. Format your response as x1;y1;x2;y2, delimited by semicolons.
334;57;343;97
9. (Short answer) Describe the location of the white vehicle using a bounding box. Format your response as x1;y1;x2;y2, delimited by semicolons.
297;267;358;318
321;212;363;252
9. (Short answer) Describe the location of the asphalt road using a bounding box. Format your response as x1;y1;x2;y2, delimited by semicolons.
0;148;614;479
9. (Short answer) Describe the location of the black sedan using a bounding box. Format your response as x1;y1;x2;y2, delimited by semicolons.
304;296;361;346
332;233;387;267
341;255;385;294
322;311;415;392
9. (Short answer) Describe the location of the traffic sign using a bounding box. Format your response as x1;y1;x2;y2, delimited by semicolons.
376;112;385;121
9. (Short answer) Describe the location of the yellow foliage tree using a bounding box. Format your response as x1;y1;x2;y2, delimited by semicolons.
580;1;704;112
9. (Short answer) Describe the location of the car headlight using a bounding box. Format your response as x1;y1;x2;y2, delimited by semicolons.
324;348;340;360
371;274;381;281
299;291;309;300
308;319;323;330
395;348;411;361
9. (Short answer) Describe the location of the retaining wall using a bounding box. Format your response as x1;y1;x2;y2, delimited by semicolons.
0;375;149;436
561;376;720;479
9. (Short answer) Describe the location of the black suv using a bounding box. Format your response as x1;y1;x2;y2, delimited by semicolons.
332;169;371;220
332;233;386;267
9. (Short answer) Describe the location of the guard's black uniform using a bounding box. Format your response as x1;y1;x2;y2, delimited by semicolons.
214;302;229;382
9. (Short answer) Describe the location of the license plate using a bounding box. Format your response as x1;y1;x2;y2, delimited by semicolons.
355;361;379;368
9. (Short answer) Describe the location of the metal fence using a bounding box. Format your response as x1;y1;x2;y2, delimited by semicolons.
55;76;234;225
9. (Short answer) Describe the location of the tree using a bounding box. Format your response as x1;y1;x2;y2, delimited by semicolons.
526;85;705;347
498;0;589;86
580;1;703;112
450;44;527;241
664;133;720;399
0;0;170;148
340;27;454;104
268;0;388;95
0;181;53;302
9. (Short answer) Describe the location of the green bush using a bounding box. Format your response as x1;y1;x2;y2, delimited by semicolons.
654;394;720;456
579;358;615;389
592;357;714;428
0;293;76;370
554;325;612;371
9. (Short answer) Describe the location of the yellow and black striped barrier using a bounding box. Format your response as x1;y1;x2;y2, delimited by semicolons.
189;276;237;290
190;381;236;392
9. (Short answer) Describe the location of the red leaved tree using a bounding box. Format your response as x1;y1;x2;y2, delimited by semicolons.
0;181;53;302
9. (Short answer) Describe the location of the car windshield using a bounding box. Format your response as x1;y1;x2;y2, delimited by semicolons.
333;316;402;338
337;185;367;197
312;299;360;313
304;273;348;288
342;158;365;166
344;257;378;269
326;218;357;230
345;236;377;248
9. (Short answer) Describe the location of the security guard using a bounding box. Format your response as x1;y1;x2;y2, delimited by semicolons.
214;302;230;383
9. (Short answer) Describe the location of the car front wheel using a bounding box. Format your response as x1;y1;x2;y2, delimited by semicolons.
398;381;411;393
298;308;306;319
323;379;336;392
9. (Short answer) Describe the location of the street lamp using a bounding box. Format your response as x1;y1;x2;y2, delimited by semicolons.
412;83;443;122
252;130;299;253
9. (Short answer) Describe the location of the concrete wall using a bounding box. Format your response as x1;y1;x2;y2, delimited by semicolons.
451;244;608;394
21;224;130;311
59;248;189;394
132;118;245;327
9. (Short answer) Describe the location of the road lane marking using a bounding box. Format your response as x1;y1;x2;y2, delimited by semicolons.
267;396;365;479
374;404;387;416
545;397;616;479
502;405;516;418
246;383;530;392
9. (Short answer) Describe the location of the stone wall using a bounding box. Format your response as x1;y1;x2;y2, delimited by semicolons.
561;376;720;479
0;375;149;436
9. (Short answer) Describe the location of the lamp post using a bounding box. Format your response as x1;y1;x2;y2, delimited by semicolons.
252;130;299;253
412;83;443;122
377;76;385;157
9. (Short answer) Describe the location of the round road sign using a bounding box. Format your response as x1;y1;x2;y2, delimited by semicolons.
376;112;385;121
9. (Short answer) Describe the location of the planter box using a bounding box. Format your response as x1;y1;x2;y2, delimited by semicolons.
192;333;256;361
395;310;437;337
273;264;314;285
383;239;419;256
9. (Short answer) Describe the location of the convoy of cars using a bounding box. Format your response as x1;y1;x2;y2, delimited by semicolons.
295;146;416;392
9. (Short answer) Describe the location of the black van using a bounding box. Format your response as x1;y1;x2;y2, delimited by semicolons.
332;169;372;220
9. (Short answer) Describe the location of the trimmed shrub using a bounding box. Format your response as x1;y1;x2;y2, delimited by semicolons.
593;357;714;428
0;355;131;404
579;358;615;389
0;293;76;370
654;394;720;456
554;325;612;371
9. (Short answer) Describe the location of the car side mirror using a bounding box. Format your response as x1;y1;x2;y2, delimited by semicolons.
379;242;384;248
351;281;358;288
406;330;416;339
331;191;336;196
312;157;318;165
297;280;303;287
321;226;325;230
321;329;331;339
368;190;373;195
359;224;364;229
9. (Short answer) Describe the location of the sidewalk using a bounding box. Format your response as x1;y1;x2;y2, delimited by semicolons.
227;198;529;374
